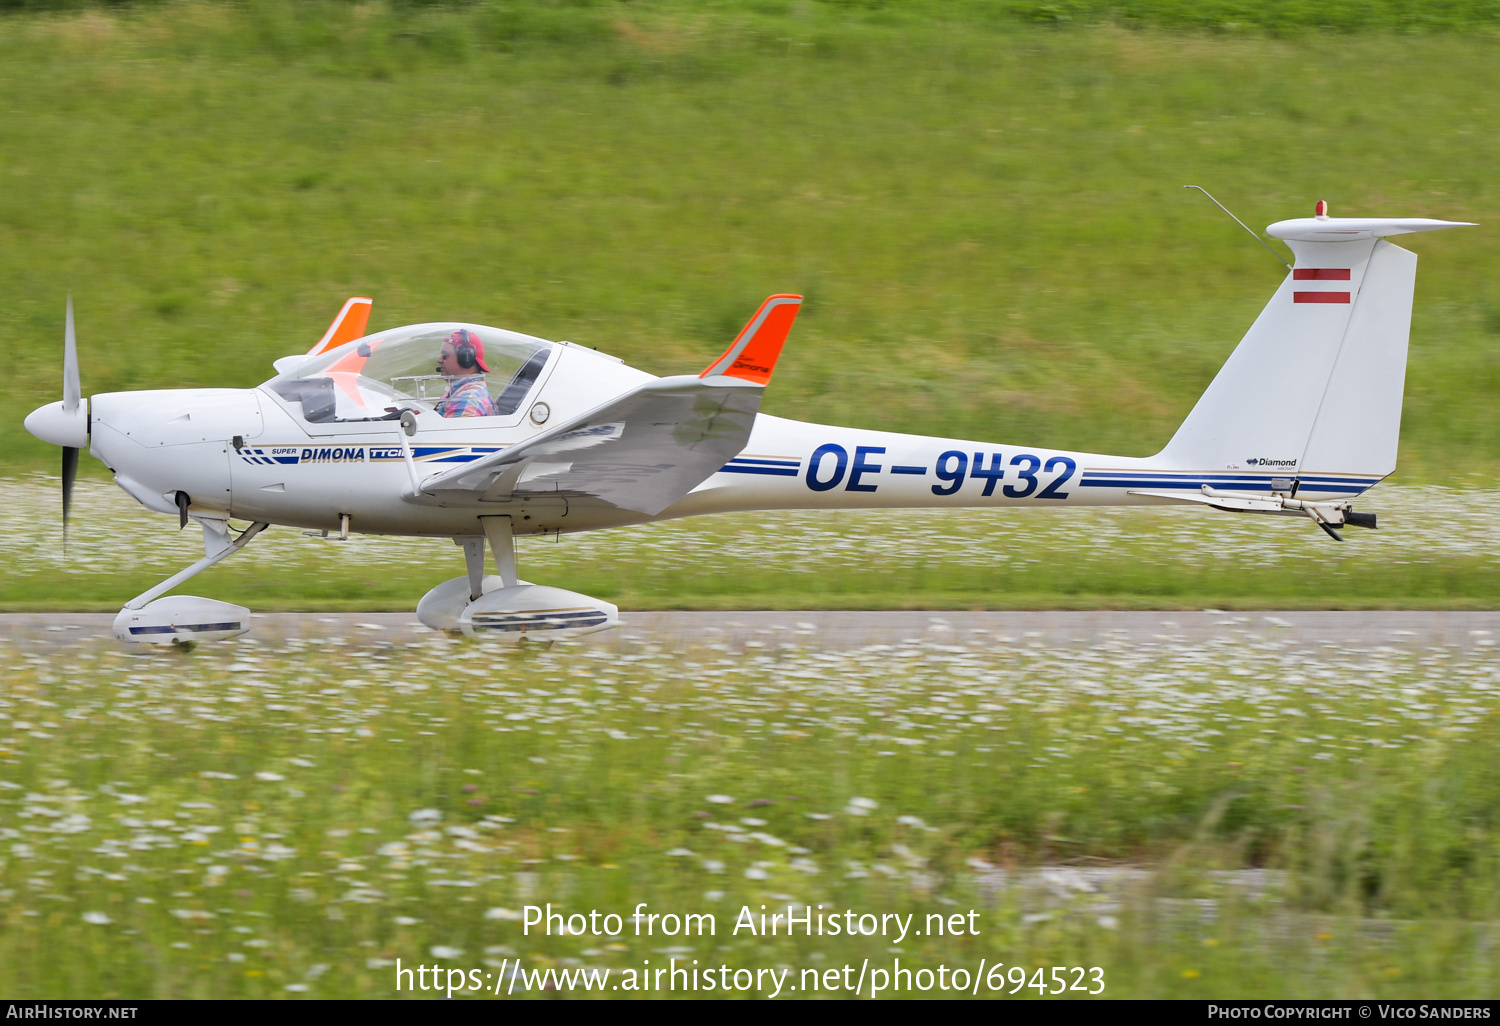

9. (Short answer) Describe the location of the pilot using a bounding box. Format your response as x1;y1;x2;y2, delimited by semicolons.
433;329;496;418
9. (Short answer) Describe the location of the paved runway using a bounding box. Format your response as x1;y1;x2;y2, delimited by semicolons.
2;610;1497;652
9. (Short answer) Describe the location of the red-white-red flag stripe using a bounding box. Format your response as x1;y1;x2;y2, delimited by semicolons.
1293;267;1351;303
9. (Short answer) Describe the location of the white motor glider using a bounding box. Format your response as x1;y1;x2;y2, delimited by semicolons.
23;204;1473;643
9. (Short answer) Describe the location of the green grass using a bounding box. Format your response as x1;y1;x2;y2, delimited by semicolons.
2;628;1497;998
4;481;1498;610
6;561;1499;613
3;2;1500;486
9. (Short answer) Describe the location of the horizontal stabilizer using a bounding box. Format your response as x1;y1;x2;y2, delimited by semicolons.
1267;216;1474;243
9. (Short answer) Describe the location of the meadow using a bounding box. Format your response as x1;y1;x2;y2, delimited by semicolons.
2;620;1498;998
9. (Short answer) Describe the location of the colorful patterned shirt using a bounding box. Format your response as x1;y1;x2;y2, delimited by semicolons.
434;375;495;418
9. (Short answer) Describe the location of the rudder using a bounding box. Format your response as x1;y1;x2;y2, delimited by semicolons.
1298;241;1416;483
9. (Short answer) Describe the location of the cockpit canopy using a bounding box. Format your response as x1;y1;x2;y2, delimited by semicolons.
267;322;554;423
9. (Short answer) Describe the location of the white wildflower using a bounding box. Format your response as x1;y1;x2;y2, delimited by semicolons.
171;909;214;921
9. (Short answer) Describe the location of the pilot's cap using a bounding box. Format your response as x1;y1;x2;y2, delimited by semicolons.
444;328;490;373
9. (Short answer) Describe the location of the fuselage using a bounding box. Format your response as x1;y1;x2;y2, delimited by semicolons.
50;300;1385;541
82;377;1377;540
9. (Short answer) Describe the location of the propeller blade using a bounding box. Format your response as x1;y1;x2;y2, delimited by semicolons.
63;295;80;413
62;445;78;553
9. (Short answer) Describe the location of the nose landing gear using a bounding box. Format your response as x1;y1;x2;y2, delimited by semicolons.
112;517;267;645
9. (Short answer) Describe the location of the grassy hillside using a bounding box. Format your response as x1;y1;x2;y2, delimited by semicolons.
2;1;1498;482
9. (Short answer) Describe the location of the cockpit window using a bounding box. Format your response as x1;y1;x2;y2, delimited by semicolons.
268;322;554;423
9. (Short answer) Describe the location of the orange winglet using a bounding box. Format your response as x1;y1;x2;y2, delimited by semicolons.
699;294;802;385
306;297;373;356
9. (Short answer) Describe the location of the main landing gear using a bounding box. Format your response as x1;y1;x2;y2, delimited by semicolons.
416;515;619;639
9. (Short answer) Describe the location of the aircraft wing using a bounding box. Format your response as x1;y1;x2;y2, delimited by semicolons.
416;374;765;515
418;294;800;516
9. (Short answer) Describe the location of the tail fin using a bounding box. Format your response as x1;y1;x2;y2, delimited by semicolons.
1159;211;1472;495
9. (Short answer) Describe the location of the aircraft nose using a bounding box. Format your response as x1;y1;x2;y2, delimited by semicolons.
24;399;89;449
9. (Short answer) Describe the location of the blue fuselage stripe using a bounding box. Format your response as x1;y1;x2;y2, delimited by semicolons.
1081;478;1372;492
1081;472;1379;483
